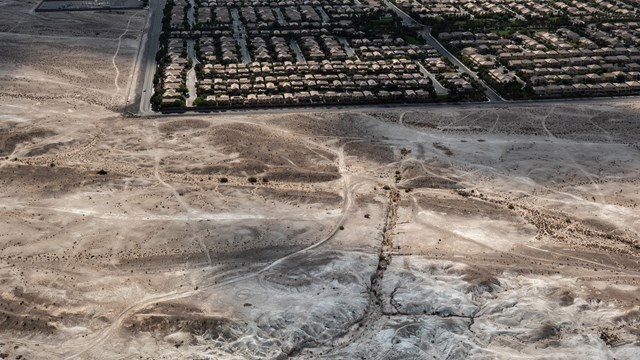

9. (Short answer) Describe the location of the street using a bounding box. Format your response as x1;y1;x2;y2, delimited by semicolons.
151;95;640;117
136;0;166;115
130;0;639;116
382;0;505;102
415;60;449;96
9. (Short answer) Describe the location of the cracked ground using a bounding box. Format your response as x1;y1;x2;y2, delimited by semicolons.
1;3;640;359
1;106;639;359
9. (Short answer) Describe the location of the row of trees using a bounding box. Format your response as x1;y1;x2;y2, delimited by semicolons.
151;0;176;110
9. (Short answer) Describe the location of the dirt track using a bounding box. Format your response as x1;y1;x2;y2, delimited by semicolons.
0;2;639;359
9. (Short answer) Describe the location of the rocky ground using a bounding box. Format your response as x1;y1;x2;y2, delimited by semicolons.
0;2;639;359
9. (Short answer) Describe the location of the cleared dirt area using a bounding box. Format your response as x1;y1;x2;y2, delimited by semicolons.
0;4;639;359
0;0;145;113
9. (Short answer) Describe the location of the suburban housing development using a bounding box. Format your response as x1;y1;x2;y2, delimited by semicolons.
150;0;640;110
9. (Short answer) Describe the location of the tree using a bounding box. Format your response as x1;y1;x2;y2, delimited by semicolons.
151;91;164;111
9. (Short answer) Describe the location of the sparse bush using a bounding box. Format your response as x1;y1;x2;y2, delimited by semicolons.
457;190;471;197
97;169;108;175
248;177;258;183
600;331;619;346
219;177;228;183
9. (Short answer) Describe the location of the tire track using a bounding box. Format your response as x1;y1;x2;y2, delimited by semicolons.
540;107;604;202
63;131;355;360
112;12;140;94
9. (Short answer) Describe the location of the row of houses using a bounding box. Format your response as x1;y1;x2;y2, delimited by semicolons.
199;72;432;93
588;22;640;48
200;58;432;77
529;71;640;85
162;37;190;100
169;0;188;29
445;28;630;59
533;81;640;97
203;88;430;106
404;0;635;22
499;47;640;61
199;0;326;7
436;72;474;92
188;0;381;27
506;56;640;70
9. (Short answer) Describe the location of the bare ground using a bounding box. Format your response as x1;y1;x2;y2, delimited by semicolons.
0;3;639;359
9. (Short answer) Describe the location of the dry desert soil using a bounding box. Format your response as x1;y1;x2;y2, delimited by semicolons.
0;2;639;359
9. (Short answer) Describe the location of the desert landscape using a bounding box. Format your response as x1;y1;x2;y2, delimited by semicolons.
1;1;640;359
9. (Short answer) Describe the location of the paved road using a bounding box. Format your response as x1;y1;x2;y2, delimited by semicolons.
316;6;330;23
186;0;195;25
289;39;307;63
273;8;287;26
338;37;356;58
419;29;505;102
500;5;526;21
185;40;199;106
231;8;251;64
383;0;420;27
415;61;449;96
185;0;199;106
136;0;165;115
382;0;505;102
146;96;640;117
